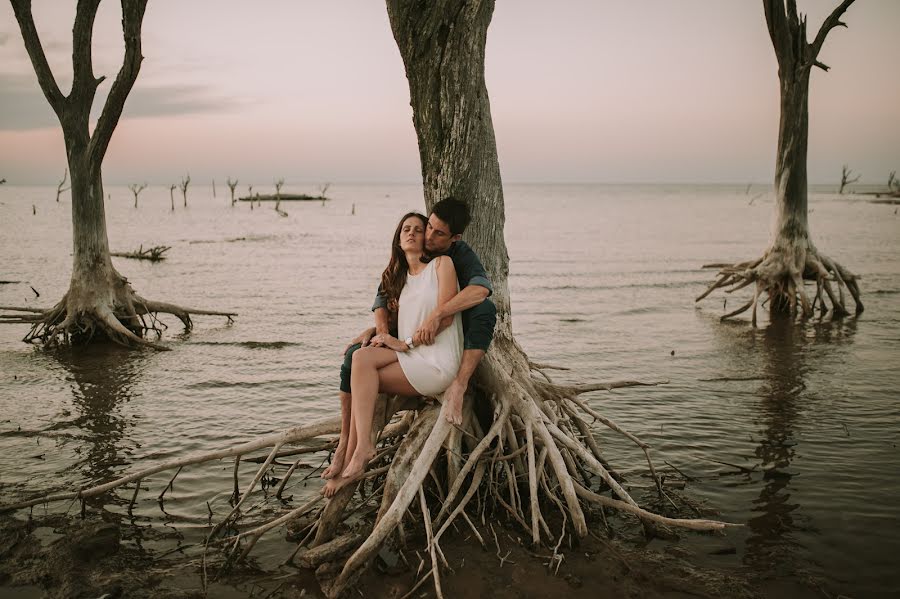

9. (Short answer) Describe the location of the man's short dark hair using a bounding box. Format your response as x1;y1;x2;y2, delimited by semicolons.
431;197;471;236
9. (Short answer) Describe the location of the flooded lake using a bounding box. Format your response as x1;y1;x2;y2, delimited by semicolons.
1;183;898;597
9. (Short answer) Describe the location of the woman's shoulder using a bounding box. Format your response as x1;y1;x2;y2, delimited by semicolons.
433;255;456;273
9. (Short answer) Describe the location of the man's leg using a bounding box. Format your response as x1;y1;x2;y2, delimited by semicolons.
443;299;497;424
324;343;361;480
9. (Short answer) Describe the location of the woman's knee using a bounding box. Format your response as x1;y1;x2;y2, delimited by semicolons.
351;346;378;370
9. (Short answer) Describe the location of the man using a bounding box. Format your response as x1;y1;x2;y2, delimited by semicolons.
341;197;497;425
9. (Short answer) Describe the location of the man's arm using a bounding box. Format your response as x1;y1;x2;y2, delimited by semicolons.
415;241;492;345
414;284;488;346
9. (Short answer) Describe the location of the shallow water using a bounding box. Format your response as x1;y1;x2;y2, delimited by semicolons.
1;183;898;597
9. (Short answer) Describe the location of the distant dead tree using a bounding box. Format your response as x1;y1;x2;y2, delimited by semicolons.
247;184;254;211
227;177;239;206
888;170;896;190
212;178;216;198
55;168;70;202
128;183;147;208
3;0;234;349
319;182;331;198
839;164;860;194
274;178;287;216
699;0;862;322
168;183;176;211
180;174;191;207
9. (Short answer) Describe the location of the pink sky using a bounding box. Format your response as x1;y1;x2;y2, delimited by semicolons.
0;1;898;185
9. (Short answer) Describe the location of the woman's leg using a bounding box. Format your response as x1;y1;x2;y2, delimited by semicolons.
341;347;418;480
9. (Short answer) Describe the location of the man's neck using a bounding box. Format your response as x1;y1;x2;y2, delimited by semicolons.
423;241;456;262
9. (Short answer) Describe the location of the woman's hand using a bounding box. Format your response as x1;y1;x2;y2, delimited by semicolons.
370;333;409;352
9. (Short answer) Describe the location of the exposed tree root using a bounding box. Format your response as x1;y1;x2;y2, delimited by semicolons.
0;274;236;350
697;241;863;325
0;338;739;599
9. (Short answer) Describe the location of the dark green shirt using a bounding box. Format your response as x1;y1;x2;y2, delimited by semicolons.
371;240;492;311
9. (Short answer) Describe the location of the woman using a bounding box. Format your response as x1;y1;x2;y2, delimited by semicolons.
323;212;463;497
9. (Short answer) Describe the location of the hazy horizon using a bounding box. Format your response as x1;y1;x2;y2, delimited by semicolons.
1;1;898;186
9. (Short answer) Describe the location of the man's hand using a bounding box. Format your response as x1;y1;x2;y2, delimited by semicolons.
443;379;465;425
414;313;442;346
344;327;375;354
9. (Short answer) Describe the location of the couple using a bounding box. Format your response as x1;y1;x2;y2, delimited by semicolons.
323;198;497;497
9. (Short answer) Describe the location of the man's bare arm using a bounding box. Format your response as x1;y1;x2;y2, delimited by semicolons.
415;285;489;345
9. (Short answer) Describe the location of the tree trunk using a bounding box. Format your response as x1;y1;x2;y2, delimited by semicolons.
322;2;695;596
387;0;511;332
697;0;862;322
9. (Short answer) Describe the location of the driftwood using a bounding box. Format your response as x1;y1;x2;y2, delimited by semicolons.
111;245;171;261
238;193;329;202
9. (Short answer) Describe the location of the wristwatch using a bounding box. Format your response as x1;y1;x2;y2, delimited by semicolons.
405;336;415;350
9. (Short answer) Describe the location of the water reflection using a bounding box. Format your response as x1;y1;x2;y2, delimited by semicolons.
737;317;856;572
50;345;145;495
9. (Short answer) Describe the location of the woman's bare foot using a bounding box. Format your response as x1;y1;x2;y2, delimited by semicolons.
321;444;347;480
322;469;366;498
341;446;376;480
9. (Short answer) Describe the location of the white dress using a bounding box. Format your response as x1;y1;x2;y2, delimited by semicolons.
396;258;463;396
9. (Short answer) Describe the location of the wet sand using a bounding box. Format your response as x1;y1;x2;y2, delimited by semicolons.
1;509;833;599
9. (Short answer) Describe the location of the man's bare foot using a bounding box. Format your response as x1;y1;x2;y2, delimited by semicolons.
322;444;347;480
443;380;465;425
341;446;376;480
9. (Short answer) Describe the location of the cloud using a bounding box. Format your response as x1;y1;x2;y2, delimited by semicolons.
0;73;242;131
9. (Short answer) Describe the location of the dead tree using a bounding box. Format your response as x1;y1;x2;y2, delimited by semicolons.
212;178;216;198
1;0;235;349
698;0;862;323
227;177;239;206
168;183;176;211
55;168;70;202
128;182;147;208
839;164;860;194
179;173;190;207
888;170;896;190
248;184;254;211
274;177;287;216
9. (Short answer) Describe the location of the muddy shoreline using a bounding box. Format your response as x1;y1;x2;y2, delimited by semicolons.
1;508;832;599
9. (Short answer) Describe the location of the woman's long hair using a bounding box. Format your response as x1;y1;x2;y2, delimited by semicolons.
381;212;428;318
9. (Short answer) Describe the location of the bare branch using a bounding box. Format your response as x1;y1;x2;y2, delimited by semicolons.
9;0;66;114
810;0;855;60
71;0;101;101
88;0;149;169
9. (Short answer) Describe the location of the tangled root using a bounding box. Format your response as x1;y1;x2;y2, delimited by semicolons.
697;244;863;325
0;283;235;350
0;336;737;599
